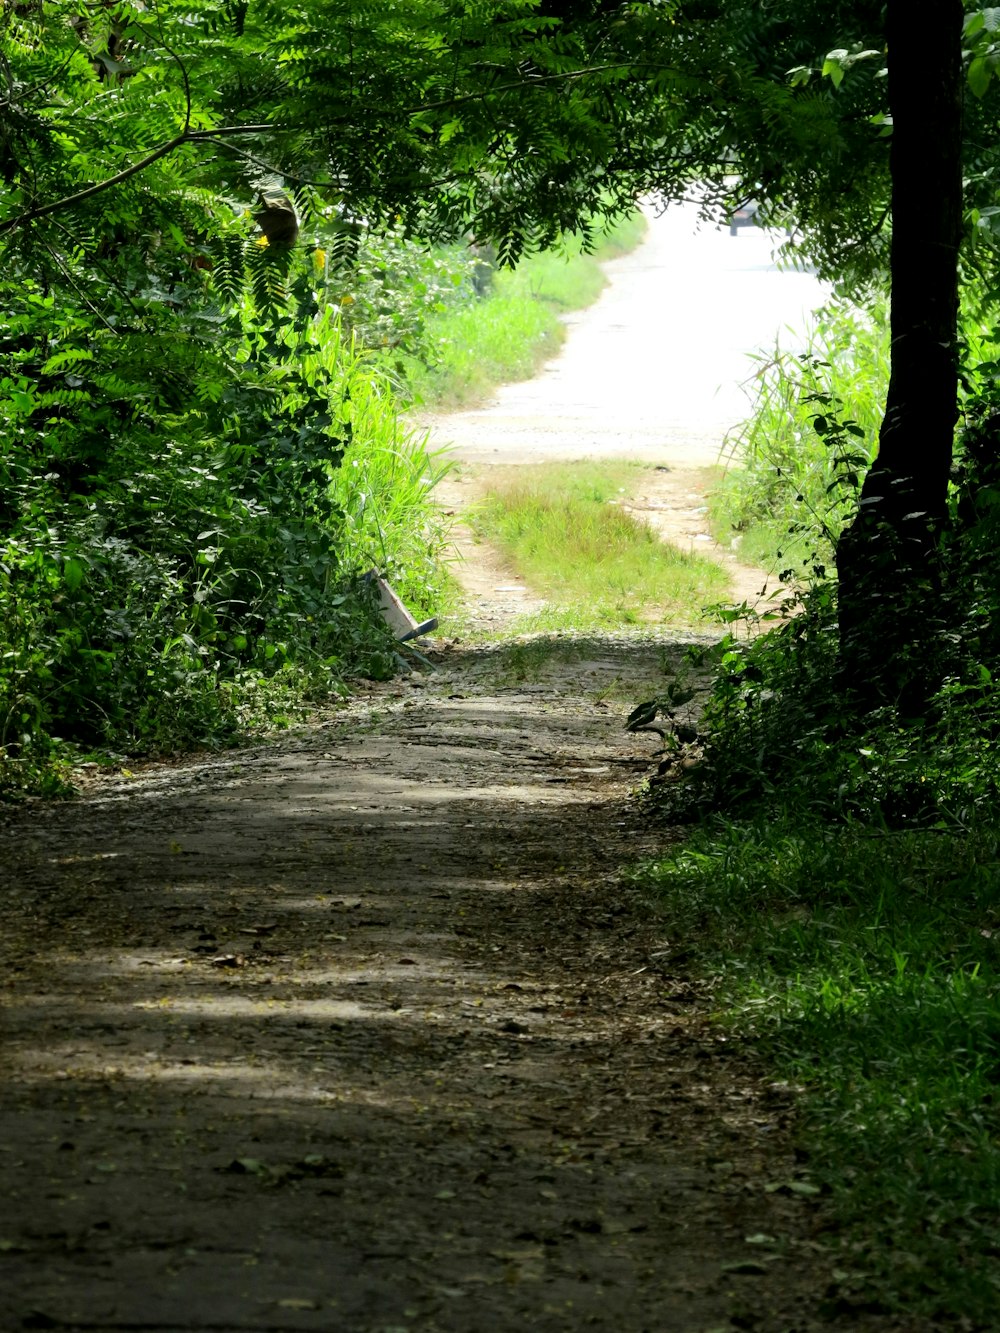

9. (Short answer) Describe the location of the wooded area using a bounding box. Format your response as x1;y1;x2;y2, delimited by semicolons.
4;0;1000;785
5;3;1000;1325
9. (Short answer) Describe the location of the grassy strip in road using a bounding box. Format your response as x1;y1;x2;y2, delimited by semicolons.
471;461;729;630
632;818;1000;1325
407;212;648;410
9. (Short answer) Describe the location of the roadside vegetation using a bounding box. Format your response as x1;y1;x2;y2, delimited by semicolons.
471;461;729;632
400;213;648;409
631;291;1000;1324
711;284;1000;579
0;197;645;801
710;296;889;575
635;813;1000;1325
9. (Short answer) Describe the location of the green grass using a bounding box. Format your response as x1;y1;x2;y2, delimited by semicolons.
710;297;889;575
632;817;1000;1325
327;384;457;620
470;461;730;629
408;212;648;409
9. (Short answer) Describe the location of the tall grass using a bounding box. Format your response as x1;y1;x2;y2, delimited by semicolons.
406;212;648;409
279;310;457;620
710;290;1000;576
711;297;889;572
472;461;729;629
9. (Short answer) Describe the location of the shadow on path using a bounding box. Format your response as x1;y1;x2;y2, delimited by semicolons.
1;639;889;1332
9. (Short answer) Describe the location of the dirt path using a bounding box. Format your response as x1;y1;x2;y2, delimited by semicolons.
0;218;899;1333
2;640;881;1333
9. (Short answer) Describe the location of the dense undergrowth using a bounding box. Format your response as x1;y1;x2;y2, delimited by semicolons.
0;290;444;797
633;312;1000;1325
0;199;645;799
711;286;1000;577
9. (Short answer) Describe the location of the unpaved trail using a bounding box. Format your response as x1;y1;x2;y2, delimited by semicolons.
422;201;827;620
0;217;901;1333
420;201;826;469
2;643;888;1333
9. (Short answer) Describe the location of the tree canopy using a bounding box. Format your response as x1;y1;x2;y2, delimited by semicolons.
2;0;1000;781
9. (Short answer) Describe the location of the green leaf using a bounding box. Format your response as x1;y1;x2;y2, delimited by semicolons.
969;56;992;98
821;53;846;88
62;558;85;593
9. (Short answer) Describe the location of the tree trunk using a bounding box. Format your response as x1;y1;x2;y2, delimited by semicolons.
835;0;963;708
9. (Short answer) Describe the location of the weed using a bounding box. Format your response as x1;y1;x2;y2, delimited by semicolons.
472;461;730;629
711;297;888;572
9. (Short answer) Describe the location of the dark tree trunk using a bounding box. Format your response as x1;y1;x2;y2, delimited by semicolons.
835;0;963;708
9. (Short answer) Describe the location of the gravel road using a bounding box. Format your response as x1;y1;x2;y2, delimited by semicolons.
421;200;829;468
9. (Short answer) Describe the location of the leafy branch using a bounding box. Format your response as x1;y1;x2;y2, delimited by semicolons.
0;52;681;238
0;124;275;235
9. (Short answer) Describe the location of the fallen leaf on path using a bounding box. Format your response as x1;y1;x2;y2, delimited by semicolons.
764;1179;821;1196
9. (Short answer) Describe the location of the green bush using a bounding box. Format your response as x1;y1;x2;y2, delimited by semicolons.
711;298;888;573
0;263;451;794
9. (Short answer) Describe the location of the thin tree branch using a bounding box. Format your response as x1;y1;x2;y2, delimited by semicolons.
132;9;193;136
42;241;121;335
0;57;679;238
50;216;150;328
194;138;340;190
0;125;275;235
410;61;673;115
0;132;187;234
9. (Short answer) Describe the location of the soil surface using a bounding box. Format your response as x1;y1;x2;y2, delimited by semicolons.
1;642;892;1333
1;215;904;1333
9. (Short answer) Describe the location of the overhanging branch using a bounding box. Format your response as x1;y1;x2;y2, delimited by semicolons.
0;123;275;236
0;56;684;237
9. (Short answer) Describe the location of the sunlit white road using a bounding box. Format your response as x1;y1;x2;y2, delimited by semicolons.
424;200;829;466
